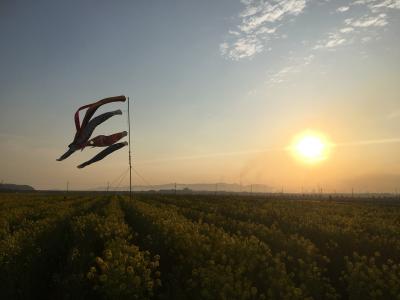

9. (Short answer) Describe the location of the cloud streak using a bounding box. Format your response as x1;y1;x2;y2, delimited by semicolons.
266;54;314;85
220;0;307;60
314;0;399;50
137;136;400;165
334;137;400;147
337;6;350;12
222;0;400;57
221;0;400;88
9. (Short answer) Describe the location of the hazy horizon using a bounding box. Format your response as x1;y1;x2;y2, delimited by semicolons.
1;0;400;192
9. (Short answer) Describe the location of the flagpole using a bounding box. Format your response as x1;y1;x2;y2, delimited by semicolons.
128;96;132;201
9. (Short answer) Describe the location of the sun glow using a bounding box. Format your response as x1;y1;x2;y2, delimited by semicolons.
292;132;330;163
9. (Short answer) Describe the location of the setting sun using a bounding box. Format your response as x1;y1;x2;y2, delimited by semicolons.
292;132;330;163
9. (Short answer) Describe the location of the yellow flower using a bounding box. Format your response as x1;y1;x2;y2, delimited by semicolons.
96;257;104;265
251;287;258;295
104;249;112;260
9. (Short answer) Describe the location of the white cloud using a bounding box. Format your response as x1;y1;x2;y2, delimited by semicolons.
238;0;305;33
346;13;388;27
325;37;346;48
219;42;229;56
222;0;400;58
340;27;355;33
361;36;372;43
314;33;347;49
313;0;400;51
220;0;307;60
266;54;315;85
230;37;264;59
354;0;400;11
228;30;241;36
337;6;350;12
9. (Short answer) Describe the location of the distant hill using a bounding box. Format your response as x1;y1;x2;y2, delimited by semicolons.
93;183;271;193
0;183;35;191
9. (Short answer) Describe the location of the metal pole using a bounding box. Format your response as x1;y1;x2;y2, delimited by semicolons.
128;96;132;200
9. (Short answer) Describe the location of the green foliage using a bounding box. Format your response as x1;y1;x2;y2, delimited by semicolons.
0;192;399;299
58;196;160;299
341;252;400;300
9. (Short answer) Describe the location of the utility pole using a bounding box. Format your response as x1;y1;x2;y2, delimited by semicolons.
174;182;177;195
127;96;132;201
250;184;253;194
107;182;110;193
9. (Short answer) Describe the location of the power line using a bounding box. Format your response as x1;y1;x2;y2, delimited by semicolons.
113;168;129;192
107;167;130;192
132;166;156;190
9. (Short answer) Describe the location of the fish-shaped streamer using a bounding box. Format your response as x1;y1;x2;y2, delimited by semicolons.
77;142;128;169
73;95;126;142
57;95;128;169
84;131;127;148
57;109;122;161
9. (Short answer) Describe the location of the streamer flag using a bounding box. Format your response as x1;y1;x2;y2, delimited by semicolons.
77;142;128;169
57;95;128;168
85;131;128;148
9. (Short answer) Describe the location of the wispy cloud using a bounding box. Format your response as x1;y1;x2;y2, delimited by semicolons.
314;33;347;50
222;0;400;57
222;0;400;88
340;27;354;33
337;6;350;12
266;54;314;85
334;137;400;147
354;0;400;11
220;0;307;60
345;13;388;27
314;1;399;50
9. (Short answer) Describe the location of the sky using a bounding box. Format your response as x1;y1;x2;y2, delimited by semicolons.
1;0;400;192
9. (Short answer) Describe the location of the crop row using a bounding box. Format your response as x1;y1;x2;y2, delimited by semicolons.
55;195;160;299
1;193;399;300
122;197;339;300
143;194;400;299
0;195;98;299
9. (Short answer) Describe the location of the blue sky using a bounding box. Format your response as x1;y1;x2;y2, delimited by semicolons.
1;0;400;191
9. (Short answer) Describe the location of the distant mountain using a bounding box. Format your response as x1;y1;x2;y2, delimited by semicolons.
93;183;271;193
0;183;35;191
